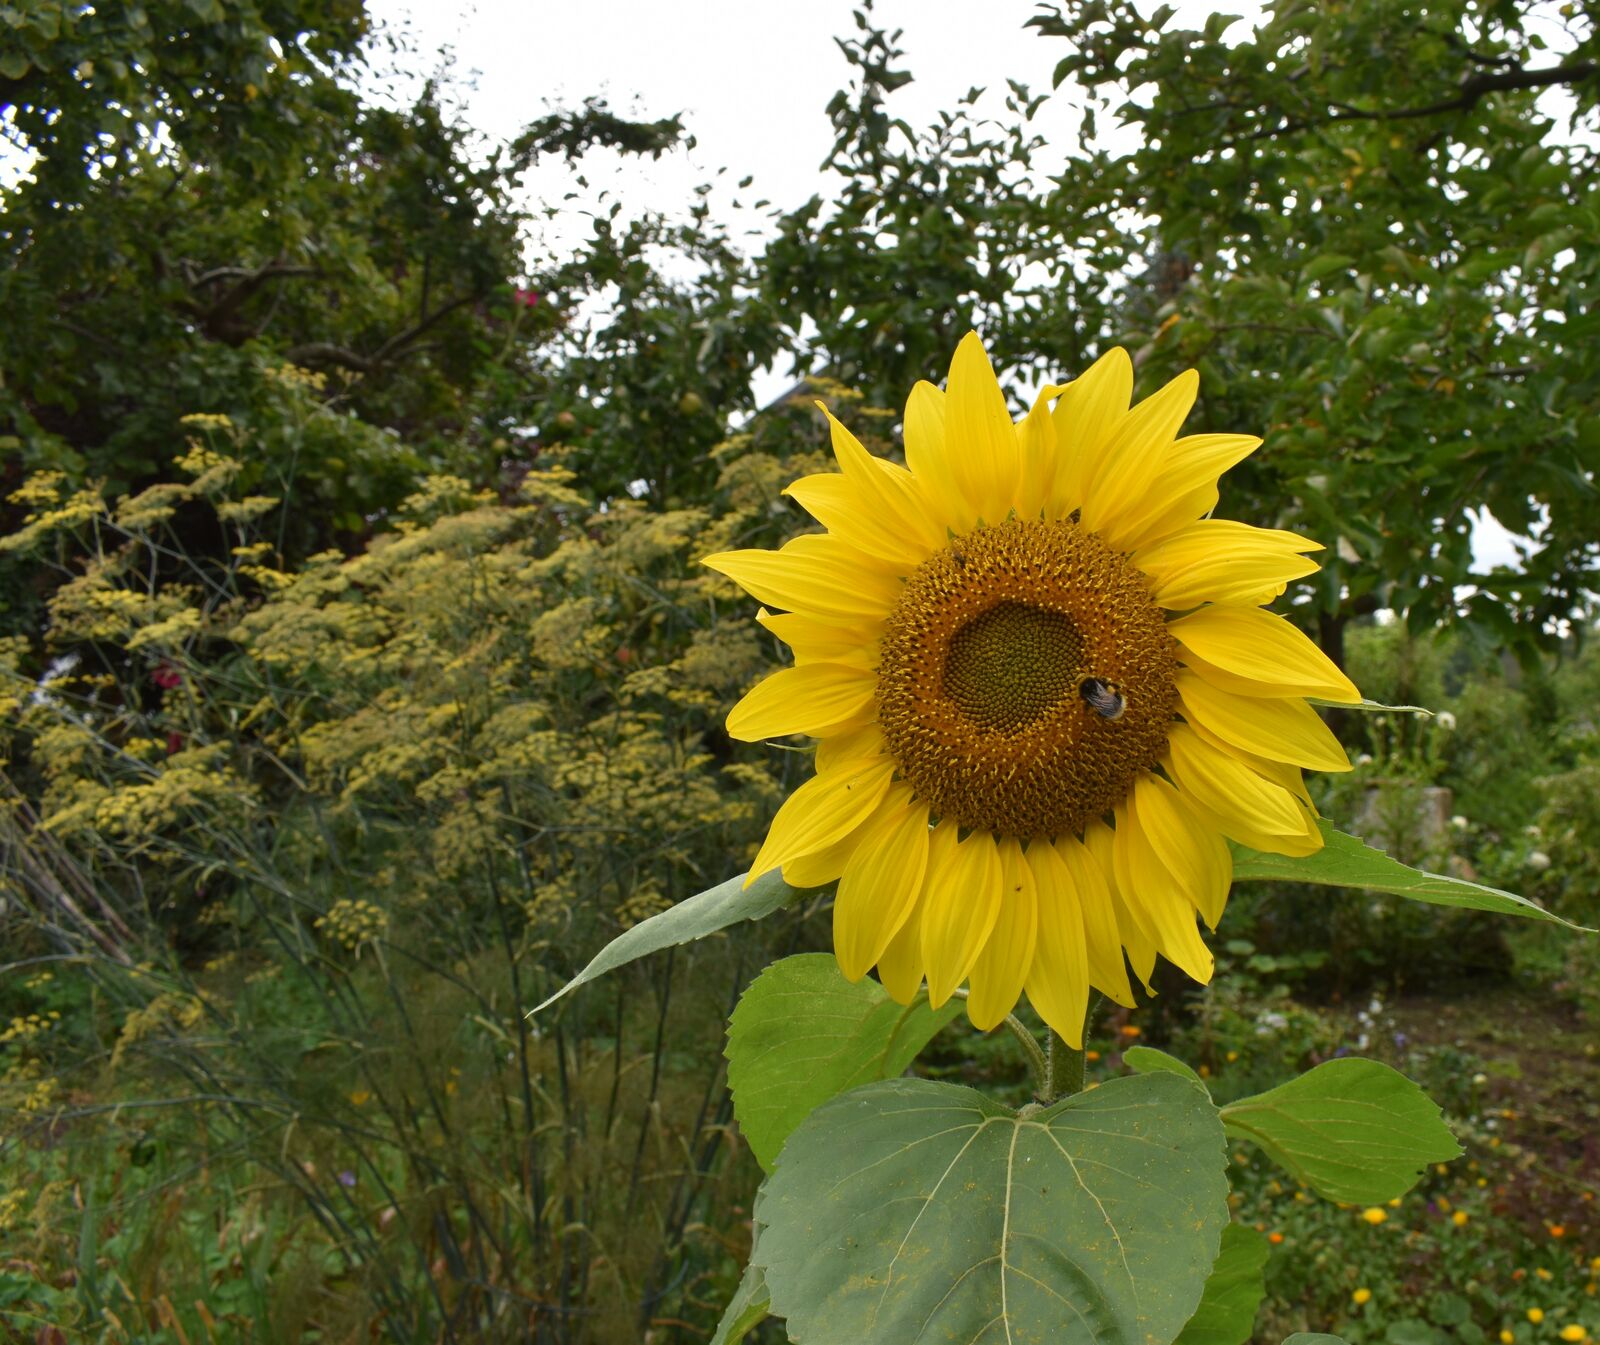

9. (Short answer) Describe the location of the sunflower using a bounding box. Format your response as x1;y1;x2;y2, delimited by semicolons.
704;333;1358;1045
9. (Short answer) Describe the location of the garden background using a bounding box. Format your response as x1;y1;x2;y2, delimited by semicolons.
1;0;1598;1340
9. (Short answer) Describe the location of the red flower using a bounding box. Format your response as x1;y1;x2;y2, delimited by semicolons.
152;663;182;690
513;287;540;308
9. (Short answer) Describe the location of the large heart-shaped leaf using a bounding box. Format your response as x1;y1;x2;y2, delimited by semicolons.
755;1072;1230;1344
1176;1224;1270;1345
1221;1057;1461;1203
1232;823;1589;929
726;953;962;1171
532;869;798;1013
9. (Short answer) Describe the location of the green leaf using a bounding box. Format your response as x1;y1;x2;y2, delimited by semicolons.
1305;697;1432;715
1302;253;1357;282
1176;1224;1270;1345
1284;1336;1349;1344
755;1072;1230;1345
530;870;798;1013
1124;1044;1204;1085
1231;822;1592;930
0;50;29;79
710;1262;769;1345
726;953;962;1172
1220;1058;1461;1203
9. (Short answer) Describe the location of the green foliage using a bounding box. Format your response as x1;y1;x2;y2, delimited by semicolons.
754;1073;1230;1345
536;870;800;1014
5;3;1598;1341
724;953;961;1171
711;1262;771;1345
1220;1059;1462;1204
1233;824;1586;928
1028;0;1600;651
1177;1224;1271;1345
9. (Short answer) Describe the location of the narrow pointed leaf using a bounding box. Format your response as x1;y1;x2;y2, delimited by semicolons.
1220;1057;1461;1204
1231;822;1591;930
531;870;798;1013
726;953;961;1171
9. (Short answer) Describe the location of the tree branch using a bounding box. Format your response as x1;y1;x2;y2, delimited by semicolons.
1241;59;1598;142
283;292;480;376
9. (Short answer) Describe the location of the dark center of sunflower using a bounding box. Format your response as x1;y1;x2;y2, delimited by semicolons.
943;602;1084;733
876;516;1178;839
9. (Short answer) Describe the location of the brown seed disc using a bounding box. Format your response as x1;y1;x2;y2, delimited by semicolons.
875;516;1177;838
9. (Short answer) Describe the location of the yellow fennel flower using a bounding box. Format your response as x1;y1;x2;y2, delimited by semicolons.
705;334;1357;1041
1362;1208;1389;1226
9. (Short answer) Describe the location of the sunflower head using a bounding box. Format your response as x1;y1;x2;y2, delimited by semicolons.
705;333;1359;1045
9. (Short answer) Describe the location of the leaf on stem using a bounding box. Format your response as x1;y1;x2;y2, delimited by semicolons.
530;869;798;1014
754;1072;1230;1344
1221;1057;1462;1204
1232;822;1592;930
710;1262;770;1345
726;953;961;1171
1176;1224;1271;1345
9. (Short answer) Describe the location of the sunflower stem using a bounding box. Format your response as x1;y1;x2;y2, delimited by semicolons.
1046;1030;1084;1101
1038;994;1103;1104
1001;1012;1050;1093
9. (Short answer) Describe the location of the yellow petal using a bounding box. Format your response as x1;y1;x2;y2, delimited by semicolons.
826;406;948;552
1088;818;1152;997
967;837;1039;1031
1064;829;1135;1008
703;533;902;622
784;407;945;565
1103;433;1262;551
1113;793;1215;984
1184;789;1325;858
815;725;888;772
945;331;1021;528
1013;383;1064;522
834;785;931;981
1080;368;1199;541
1182;714;1317;806
756;608;877;668
903;379;969;533
1171;606;1361;702
782;834;855;888
1165;722;1309;838
876;886;926;1005
1048;348;1132;520
746;756;895;884
1022;837;1091;1044
1130;773;1232;931
726;663;877;741
1178;671;1352;774
920;824;1003;1007
1134;521;1323;610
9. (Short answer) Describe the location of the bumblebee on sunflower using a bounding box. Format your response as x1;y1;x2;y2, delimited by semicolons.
705;333;1358;1045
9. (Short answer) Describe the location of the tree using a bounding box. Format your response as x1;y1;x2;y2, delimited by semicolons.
0;4;700;635
1029;0;1600;658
